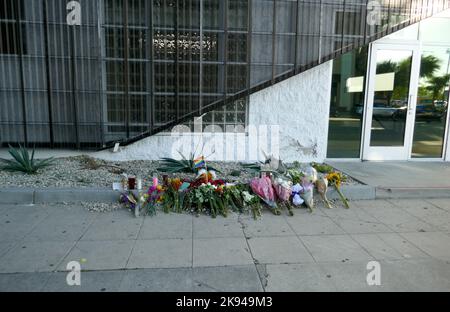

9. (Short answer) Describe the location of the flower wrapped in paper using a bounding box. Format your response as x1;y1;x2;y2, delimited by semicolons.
316;177;332;209
250;176;280;214
326;172;350;209
301;178;315;212
273;177;294;216
291;184;304;206
303;166;318;184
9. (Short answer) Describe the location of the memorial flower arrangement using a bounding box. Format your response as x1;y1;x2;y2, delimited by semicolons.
118;155;350;218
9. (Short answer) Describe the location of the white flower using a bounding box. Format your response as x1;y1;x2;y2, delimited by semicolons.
242;191;255;203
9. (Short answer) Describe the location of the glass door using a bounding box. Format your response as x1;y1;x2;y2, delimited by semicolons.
411;46;450;159
362;43;421;160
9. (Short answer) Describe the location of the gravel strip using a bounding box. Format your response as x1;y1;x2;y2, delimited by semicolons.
81;202;123;213
0;155;360;189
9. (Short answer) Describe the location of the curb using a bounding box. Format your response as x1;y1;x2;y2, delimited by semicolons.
1;185;449;205
1;185;377;205
0;188;118;205
328;185;376;201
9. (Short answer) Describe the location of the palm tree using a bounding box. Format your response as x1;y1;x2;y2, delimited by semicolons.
426;74;450;100
420;55;441;79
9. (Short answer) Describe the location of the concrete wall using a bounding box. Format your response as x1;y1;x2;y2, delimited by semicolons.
94;61;333;163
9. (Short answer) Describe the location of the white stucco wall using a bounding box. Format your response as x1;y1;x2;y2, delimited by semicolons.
94;61;333;163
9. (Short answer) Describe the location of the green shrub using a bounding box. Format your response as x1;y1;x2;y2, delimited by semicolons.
0;145;54;174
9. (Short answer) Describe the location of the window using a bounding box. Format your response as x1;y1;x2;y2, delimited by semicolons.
103;0;248;135
327;46;369;158
104;0;148;135
0;0;25;55
334;11;364;37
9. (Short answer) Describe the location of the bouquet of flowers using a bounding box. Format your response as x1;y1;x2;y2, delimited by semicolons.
273;177;294;216
144;182;165;216
223;183;245;214
190;182;227;218
300;177;315;212
119;192;138;211
316;177;332;209
162;178;187;214
326;172;350;209
242;190;262;220
250;176;280;215
303;166;318;184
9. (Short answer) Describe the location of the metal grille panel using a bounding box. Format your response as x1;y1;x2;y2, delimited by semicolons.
1;0;449;149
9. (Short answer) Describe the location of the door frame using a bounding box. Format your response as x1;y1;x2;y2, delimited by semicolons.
361;41;421;161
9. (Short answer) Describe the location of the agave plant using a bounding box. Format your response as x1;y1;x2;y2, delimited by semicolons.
0;145;54;174
242;152;288;176
157;151;219;174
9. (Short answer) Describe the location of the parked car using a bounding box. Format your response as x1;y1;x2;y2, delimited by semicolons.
355;102;405;119
415;102;446;121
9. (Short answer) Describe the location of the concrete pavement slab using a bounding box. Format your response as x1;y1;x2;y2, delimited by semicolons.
23;208;96;242
247;236;314;264
139;213;192;240
81;212;143;241
241;213;295;238
43;270;125;292
0;241;16;258
325;206;393;234
300;235;373;263
193;214;244;239
328;161;450;189
400;232;450;261
0;273;52;292
317;261;385;292
193;237;253;267
119;268;193;292
192;265;263;292
376;233;430;259
0;241;75;273
361;204;439;233
262;263;336;292
285;214;345;236
127;239;192;269
351;234;404;260
58;240;134;271
0;205;49;242
351;199;397;210
389;199;450;219
378;259;450;291
426;198;450;211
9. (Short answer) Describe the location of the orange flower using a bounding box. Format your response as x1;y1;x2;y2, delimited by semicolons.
170;178;183;191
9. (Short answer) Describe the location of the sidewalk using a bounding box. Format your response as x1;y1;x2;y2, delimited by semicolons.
1;199;450;292
328;161;450;188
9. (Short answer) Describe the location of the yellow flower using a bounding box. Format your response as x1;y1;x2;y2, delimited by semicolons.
326;172;342;188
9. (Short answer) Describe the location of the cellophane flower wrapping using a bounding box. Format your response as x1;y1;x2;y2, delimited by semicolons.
273;177;292;202
250;176;277;208
291;184;304;206
301;177;315;209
